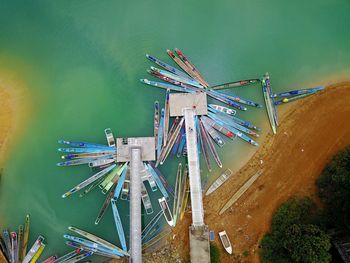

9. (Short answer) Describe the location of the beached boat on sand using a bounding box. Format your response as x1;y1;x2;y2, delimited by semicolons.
206;169;233;196
219;231;233;254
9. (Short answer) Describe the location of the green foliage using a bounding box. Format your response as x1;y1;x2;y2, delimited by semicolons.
317;147;350;230
210;243;220;263
260;198;331;263
242;250;249;257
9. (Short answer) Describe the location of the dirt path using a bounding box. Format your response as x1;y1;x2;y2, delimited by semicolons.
170;82;350;262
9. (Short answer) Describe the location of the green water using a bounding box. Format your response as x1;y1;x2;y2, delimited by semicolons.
0;0;349;259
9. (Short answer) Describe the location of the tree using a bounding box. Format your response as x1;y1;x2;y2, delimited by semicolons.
317;147;350;230
260;198;331;263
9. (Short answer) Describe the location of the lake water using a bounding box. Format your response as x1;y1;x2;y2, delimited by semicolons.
0;0;349;260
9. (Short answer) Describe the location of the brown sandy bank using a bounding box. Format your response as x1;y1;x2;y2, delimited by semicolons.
168;82;350;262
0;69;31;168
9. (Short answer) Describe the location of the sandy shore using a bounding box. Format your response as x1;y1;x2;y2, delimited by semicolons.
168;82;350;262
0;69;31;168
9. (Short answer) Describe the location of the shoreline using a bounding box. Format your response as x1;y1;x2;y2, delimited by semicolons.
166;81;350;262
0;68;31;168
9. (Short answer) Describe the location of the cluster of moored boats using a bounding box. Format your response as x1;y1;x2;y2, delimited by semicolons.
56;126;181;261
0;215;58;263
0;49;325;262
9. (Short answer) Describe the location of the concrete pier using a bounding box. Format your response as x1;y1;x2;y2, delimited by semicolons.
169;93;210;263
130;148;142;263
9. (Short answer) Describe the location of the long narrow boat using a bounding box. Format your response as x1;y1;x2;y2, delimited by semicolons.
207;90;247;111
104;128;116;147
177;132;187;157
219;231;233;254
148;162;174;197
208;104;236;116
88;158;115;168
63;235;123;257
265;74;279;126
146;54;190;79
158;197;174;227
102;164;127;194
66;251;93;263
95;184;117;224
172;51;209;87
200;120;223;168
61;151;113;160
179;165;190;221
79;176;106;198
274;91;317;105
171;126;184;155
113;164;128;200
159;117;185;165
141;182;154;214
175;48;209;87
68;226;128;256
58;140;111;149
3;230;11;261
30;243;45;263
167;117;179;142
101;163;128;194
65;241;119;259
99;166;120;191
62;164;116;198
147;69;200;94
22;215;30;261
215;90;262;108
157;108;165;160
272;86;324;97
57;154;115;166
57;147;116;154
142;211;163;240
154;101;160;149
208;114;259;146
141;78;247;111
51;249;83;263
208;109;259;137
140;78;192;93
111;200;127;252
206;169;233;196
166;50;194;79
11;232;18;263
211;78;260;90
261;74;277;134
163;89;170;146
142;224;162;244
198;118;212;172
172;163;182;225
22;236;45;263
201;116;234;139
201;118;225;147
147;163;169;200
209;106;261;131
151;66;202;89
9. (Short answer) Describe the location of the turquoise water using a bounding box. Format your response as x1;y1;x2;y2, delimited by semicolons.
0;0;349;260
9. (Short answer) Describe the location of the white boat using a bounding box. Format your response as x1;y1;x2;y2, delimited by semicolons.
104;128;116;147
219;231;232;254
158;197;174;227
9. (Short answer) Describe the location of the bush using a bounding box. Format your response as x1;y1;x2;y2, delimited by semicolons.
210;243;220;263
260;198;331;263
317;147;350;230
